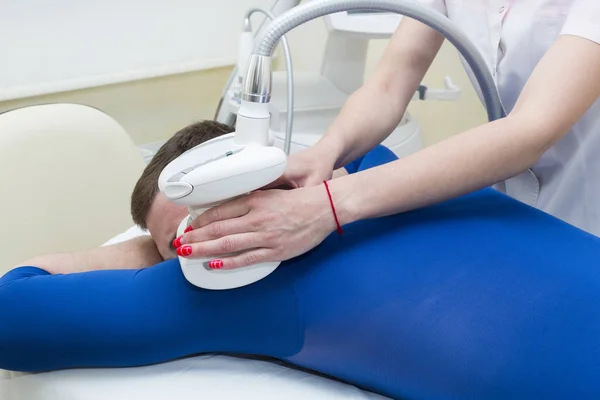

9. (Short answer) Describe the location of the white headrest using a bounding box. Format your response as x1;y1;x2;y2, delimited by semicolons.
0;103;145;271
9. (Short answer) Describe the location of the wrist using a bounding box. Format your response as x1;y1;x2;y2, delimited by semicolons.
322;175;361;228
314;134;345;170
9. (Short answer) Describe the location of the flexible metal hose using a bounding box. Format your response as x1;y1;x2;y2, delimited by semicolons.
245;8;295;154
214;2;298;124
213;4;278;121
253;0;505;122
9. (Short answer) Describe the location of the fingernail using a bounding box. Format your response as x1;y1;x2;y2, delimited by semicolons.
208;260;223;269
177;245;192;257
184;226;193;233
172;236;183;248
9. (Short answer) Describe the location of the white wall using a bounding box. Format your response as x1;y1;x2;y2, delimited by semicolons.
0;0;275;101
0;1;487;147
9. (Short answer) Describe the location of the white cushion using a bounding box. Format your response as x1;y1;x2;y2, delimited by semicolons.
5;356;388;400
0;104;145;275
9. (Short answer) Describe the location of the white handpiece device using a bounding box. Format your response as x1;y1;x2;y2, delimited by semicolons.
159;105;287;289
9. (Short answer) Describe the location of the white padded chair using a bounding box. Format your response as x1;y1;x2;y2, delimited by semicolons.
0;103;145;275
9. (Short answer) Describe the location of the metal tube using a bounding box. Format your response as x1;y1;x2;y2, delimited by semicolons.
242;7;295;155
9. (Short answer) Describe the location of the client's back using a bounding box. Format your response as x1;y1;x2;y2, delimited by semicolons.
284;187;600;399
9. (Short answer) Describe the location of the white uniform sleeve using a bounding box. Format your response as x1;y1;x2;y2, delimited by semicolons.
560;0;600;44
414;0;447;15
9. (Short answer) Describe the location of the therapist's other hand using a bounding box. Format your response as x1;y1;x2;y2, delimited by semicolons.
178;185;337;269
267;146;337;189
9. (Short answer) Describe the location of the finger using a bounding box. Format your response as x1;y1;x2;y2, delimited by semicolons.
206;248;277;270
182;214;260;243
179;232;268;259
262;175;297;190
303;177;326;187
189;197;252;229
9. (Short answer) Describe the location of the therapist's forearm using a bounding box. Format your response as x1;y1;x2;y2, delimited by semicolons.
15;236;163;275
319;82;413;169
328;33;600;224
328;115;545;224
317;19;444;168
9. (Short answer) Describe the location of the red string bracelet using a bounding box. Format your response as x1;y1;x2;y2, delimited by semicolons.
323;180;343;235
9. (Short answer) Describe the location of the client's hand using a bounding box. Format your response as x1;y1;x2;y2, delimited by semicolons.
177;185;339;269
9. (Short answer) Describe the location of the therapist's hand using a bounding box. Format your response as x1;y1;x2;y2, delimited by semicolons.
267;145;338;189
177;185;339;269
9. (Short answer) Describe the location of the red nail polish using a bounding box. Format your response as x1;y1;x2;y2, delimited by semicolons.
208;260;223;269
184;226;193;233
172;236;182;248
177;245;192;257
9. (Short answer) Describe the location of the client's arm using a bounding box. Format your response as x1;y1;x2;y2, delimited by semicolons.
16;236;163;275
0;258;299;373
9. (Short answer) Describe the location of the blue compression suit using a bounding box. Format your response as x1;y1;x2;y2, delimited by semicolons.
1;145;600;400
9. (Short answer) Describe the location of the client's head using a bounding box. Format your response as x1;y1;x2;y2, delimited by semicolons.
131;120;234;259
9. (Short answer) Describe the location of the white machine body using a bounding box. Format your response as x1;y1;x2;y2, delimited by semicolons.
158;106;287;290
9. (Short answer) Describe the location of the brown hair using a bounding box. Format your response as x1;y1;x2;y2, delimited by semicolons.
130;120;234;229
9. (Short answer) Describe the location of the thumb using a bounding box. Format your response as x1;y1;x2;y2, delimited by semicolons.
303;169;335;187
303;177;326;187
262;174;298;190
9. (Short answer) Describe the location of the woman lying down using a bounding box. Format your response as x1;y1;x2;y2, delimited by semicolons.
1;121;600;400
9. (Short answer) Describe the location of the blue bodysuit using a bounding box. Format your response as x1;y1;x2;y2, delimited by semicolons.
1;146;600;400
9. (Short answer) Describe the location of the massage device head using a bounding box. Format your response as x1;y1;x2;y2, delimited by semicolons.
159;133;286;209
158;100;287;290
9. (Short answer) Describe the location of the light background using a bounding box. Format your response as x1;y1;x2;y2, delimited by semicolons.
0;1;487;147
